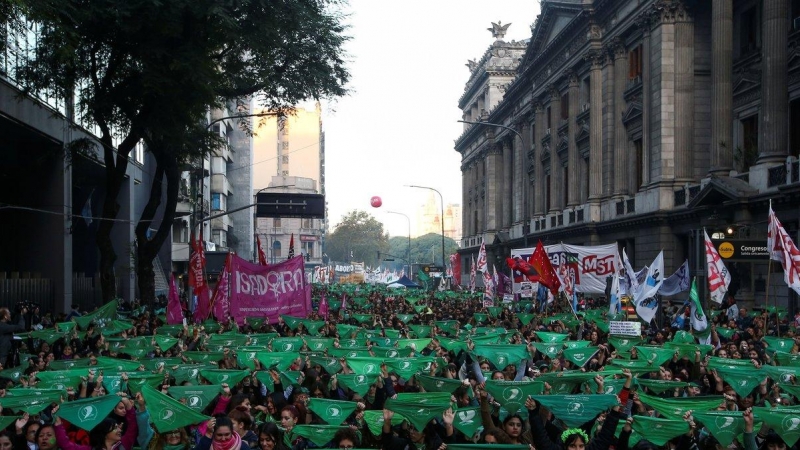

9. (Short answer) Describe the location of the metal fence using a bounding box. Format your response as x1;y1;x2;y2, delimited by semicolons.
0;273;119;313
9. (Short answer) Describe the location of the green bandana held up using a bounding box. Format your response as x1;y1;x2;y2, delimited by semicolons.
291;425;347;447
762;336;795;352
307;398;358;426
438;337;471;354
384;392;452;431
635;379;690;395
561;346;599;368
564;340;592;350
487;307;503;318
662;342;713;359
752;407;800;446
339;338;369;348
774;351;800;367
385;357;435;379
637;392;724;417
535;331;569;343
336;374;379;397
450;407;482;438
255;352;299;371
446;446;530;450
607;335;643;353
530;394;619;427
533;342;562;359
372;347;413;358
183;351;226;363
167;385;222;412
517;313;536;325
270;337;305;352
124;372;165;395
345;356;385;376
692;411;747;448
399;338;432;350
473;313;489;323
303;337;334;352
634;346;678;366
536;371;599;395
714;366;764;397
762;365;800;384
362;410;405;436
153;335;179;351
56;394;121;431
415;374;465;394
199;369;250;386
472;344;530;369
170;364;211;384
671;330;696;344
484;380;544;414
629;415;690;446
141;384;210;433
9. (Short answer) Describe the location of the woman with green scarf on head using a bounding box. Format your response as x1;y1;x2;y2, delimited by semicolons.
133;391;192;450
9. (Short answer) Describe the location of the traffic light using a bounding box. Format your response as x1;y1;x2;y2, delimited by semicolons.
305;253;310;262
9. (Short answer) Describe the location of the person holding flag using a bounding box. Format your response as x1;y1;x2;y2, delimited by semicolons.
52;396;139;450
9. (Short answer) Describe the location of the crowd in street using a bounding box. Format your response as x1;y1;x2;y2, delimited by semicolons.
0;285;797;450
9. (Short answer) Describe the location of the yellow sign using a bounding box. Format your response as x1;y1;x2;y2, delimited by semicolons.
718;242;735;259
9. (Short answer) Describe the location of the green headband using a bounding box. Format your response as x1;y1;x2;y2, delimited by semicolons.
561;428;589;444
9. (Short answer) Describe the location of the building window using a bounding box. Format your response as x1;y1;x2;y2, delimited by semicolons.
546;106;552;130
737;115;759;173
302;241;314;257
272;241;281;258
560;93;569;120
628;44;642;79
740;7;759;55
474;210;478;234
634;139;644;189
302;218;313;228
562;167;568;207
793;0;800;26
211;193;221;211
581;77;590;109
273;218;281;228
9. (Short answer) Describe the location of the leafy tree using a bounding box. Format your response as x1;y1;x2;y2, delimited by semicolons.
326;210;389;268
388;233;459;267
10;0;349;302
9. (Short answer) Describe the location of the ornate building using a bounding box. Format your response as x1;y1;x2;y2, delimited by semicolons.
457;0;800;309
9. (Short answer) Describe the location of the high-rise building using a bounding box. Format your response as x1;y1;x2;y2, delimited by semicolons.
416;192;462;242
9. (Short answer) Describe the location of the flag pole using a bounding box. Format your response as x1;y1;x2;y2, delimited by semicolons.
765;258;771;337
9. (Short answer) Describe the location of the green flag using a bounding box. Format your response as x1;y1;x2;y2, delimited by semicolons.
484;380;544;414
363;409;405;436
517;313;536;325
199;369;249;386
415;374;465;394
562;347;599;368
398;338;432;351
125;372;165;395
531;394;618;427
0;390;62;413
74;300;118;330
140;384;210;433
774;351;800;367
291;425;346;447
35;369;87;390
167;385;222;412
28;329;66;345
307;398;358;425
564;340;592;350
255;352;298;372
637;392;723;417
629;415;690;446
715;327;736;339
371;347;413;358
451;407;483;439
487;307;502;318
473;313;489;323
56;394;121;431
396;314;415;324
308;356;343;374
96;356;142;372
752;407;800;446
270;337;304;352
472;344;530;370
671;330;697;344
607;335;643;353
339;338;369;348
55;321;77;332
304;337;335;352
762;365;800;384
48;359;92;371
662;342;713;359
438;337;471;354
692;411;746;447
280;315;304;330
385;392;452;431
153;335;179;351
336;374;379;397
170;364;210;384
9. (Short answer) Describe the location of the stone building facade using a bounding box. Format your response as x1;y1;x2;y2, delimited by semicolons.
456;0;800;309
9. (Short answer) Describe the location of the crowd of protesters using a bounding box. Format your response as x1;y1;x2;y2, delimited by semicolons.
0;285;796;450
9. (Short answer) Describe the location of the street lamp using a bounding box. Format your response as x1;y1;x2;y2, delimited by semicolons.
386;210;412;273
406;185;446;270
252;184;295;263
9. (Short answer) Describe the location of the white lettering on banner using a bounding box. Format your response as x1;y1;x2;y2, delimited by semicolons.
235;269;304;296
583;254;616;276
609;321;641;337
511;243;620;294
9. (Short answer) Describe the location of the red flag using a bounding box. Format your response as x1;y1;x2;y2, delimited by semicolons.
256;234;268;266
768;204;800;295
167;273;183;325
477;241;488;273
211;253;232;322
191;232;211;323
529;240;561;295
288;233;295;259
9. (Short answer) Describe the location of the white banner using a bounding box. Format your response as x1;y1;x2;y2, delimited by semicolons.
510;243;619;294
609;321;641;337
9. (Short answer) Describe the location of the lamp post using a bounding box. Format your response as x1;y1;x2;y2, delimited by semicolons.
252;184;295;263
406;185;446;270
386;210;412;273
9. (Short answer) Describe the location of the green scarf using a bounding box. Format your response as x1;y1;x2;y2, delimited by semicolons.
345;356;385;375
714;366;764;397
385;392;452;431
307;398;358;426
415;374;465;394
752;407;800;446
484;380;544;414
629;415;690;446
637;392;723;417
535;331;569;343
634;346;678;366
362;410;405;436
472;344;530;369
607;335;643;353
561;346;598;368
692;411;747;447
385;357;435;379
167;385;222;412
635;378;690;395
55;394;121;431
451;407;483;441
531;394;619;427
336;374;379;397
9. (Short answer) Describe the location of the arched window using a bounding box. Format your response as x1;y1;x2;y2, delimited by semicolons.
273;240;281;258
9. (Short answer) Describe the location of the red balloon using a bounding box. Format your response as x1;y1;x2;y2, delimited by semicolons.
370;196;382;208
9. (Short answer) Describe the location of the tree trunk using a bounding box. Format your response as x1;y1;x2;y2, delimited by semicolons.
135;145;180;306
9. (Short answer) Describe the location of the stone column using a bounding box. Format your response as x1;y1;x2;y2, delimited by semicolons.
603;51;615;197
612;38;628;197
549;86;562;213
709;0;733;174
476;160;484;233
674;2;694;182
640;17;652;187
485;146;503;231
502;138;512;228
759;0;789;163
568;72;580;207
587;50;604;203
462;163;470;236
519;121;531;222
534;103;545;216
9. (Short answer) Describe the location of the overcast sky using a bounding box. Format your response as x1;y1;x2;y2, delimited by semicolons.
323;0;540;239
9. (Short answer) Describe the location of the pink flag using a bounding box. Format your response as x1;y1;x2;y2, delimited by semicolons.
768;203;800;295
211;254;232;322
318;294;329;320
477;241;488;273
341;294;347;312
167;273;183;325
469;255;477;293
190;233;211;323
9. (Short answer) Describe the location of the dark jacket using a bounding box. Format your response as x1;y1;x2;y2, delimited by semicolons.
0;313;26;365
528;405;624;450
